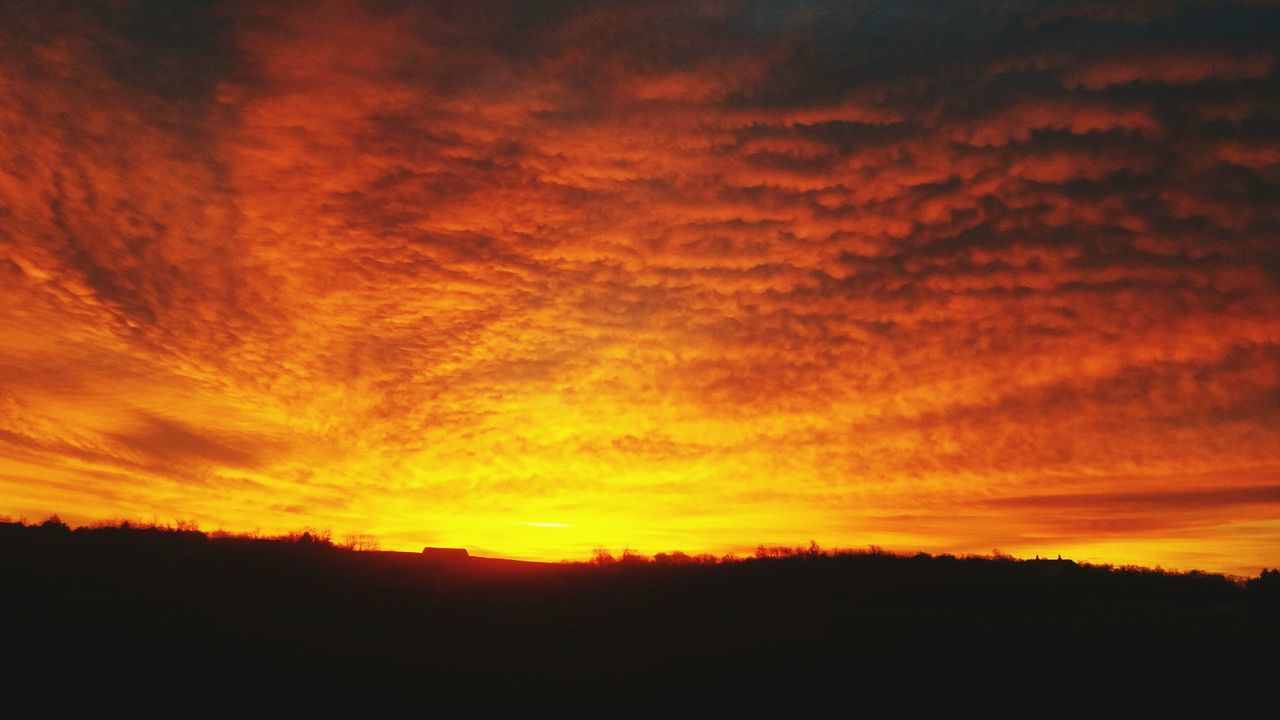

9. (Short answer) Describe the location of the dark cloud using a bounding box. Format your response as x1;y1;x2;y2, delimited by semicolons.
988;485;1280;511
106;413;273;471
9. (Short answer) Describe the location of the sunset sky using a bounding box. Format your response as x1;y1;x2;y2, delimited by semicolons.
2;1;1278;574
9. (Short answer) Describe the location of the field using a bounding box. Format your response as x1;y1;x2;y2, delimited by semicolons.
4;520;1277;715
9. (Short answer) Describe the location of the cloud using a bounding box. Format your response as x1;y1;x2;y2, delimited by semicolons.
988;485;1280;512
0;0;1277;571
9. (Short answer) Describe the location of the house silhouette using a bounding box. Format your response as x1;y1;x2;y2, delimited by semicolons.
421;547;470;562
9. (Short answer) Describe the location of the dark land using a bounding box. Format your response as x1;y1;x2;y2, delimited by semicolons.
3;519;1278;716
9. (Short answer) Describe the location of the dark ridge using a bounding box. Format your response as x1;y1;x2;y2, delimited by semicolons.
2;519;1277;714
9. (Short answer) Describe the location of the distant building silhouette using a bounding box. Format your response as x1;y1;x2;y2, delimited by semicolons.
421;547;469;562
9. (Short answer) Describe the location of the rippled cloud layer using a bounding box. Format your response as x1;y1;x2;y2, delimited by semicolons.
2;1;1278;573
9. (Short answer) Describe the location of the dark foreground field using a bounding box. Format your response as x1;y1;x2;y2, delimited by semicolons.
3;520;1278;716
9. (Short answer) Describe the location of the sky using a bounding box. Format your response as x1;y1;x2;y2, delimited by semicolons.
1;0;1278;574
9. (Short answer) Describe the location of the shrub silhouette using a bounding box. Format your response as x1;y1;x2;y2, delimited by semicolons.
39;514;69;532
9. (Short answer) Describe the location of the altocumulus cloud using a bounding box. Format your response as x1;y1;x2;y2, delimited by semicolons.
1;0;1278;572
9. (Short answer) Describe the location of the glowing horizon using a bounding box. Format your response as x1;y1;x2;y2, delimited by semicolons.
2;1;1279;576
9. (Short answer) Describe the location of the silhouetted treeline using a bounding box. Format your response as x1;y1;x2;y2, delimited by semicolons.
2;518;1277;716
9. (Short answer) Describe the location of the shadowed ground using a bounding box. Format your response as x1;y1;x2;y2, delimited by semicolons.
2;520;1277;715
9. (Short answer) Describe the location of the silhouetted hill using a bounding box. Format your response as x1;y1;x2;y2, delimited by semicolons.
2;520;1277;716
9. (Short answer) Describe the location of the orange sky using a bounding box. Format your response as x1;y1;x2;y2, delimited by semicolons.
2;1;1279;574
